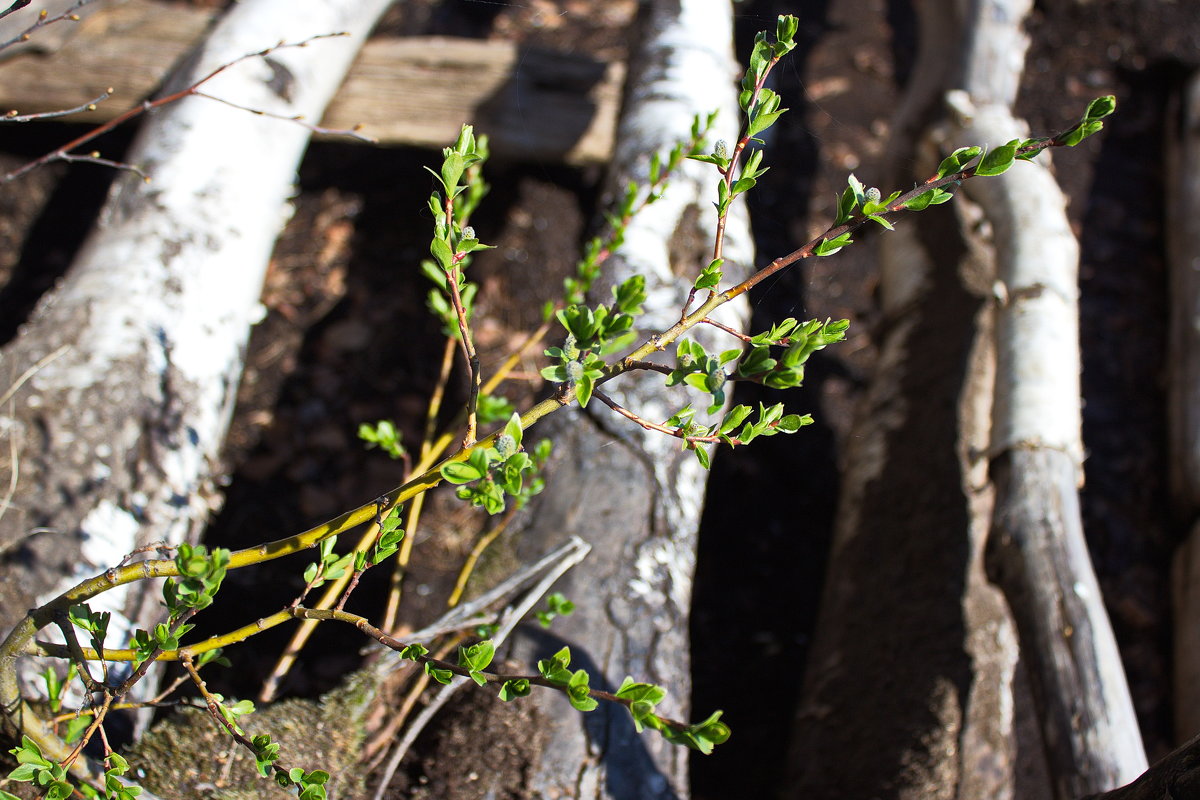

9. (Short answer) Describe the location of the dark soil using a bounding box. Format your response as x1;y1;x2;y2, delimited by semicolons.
0;0;1195;797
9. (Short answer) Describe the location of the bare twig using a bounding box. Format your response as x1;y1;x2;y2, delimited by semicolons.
193;90;376;143
592;389;730;446
2;33;361;183
0;0;95;52
701;316;753;342
0;344;70;406
1;89;113;122
0;344;70;525
370;537;592;800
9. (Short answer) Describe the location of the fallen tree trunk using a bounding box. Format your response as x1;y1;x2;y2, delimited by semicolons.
0;0;392;719
789;0;1147;797
784;0;1028;795
958;0;1148;795
433;0;754;796
0;0;624;165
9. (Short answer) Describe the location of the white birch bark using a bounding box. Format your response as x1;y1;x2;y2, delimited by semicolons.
790;0;1147;796
786;1;1030;795
0;0;391;698
498;1;753;797
954;0;1148;795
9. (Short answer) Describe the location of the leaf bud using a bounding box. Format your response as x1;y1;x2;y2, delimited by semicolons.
495;433;517;459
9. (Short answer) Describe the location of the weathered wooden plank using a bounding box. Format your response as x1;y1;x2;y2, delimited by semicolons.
324;36;622;163
0;0;211;107
0;0;621;164
0;0;394;771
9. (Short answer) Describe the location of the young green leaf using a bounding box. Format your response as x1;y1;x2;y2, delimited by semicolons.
975;139;1019;176
458;640;496;686
566;669;599;712
835;185;858;225
536;592;576;627
441;460;485;484
936;145;982;178
695;258;724;290
400;643;429;661
538;647;574;685
425;661;454;685
616;678;667;732
499;679;532;701
430;237;454;271
813;232;853;257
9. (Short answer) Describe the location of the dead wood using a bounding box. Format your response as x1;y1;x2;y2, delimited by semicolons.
0;0;392;714
446;0;754;796
1078;733;1200;800
955;0;1148;794
788;0;1147;797
0;0;622;164
784;1;1030;795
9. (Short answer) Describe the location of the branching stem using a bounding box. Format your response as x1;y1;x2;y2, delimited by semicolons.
2;33;359;183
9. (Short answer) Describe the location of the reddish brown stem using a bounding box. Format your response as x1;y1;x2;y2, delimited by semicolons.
2;33;352;183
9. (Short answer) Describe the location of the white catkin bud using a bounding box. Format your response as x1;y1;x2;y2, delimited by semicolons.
461;226;475;241
563;334;580;360
565;360;585;383
866;187;881;203
495;433;516;459
714;140;729;160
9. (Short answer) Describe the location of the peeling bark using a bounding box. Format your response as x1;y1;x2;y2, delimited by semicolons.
788;0;1147;797
947;0;1147;794
0;0;392;702
785;1;1031;795
463;1;753;796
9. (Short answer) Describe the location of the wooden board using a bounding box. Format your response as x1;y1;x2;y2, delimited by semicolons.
0;0;622;164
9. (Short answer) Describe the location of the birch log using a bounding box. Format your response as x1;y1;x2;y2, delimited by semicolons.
1168;70;1200;743
958;0;1148;795
0;0;392;720
0;0;624;166
785;0;1027;795
465;1;752;797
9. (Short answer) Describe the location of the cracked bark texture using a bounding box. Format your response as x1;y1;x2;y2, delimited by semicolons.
0;0;392;705
482;0;752;797
784;0;1097;797
956;0;1146;793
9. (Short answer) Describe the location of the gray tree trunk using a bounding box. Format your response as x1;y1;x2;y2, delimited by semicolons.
0;0;391;709
957;0;1147;793
788;0;1145;797
448;1;753;797
785;1;1033;795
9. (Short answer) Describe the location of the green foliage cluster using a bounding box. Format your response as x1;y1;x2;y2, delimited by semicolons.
439;413;551;514
0;12;1117;799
